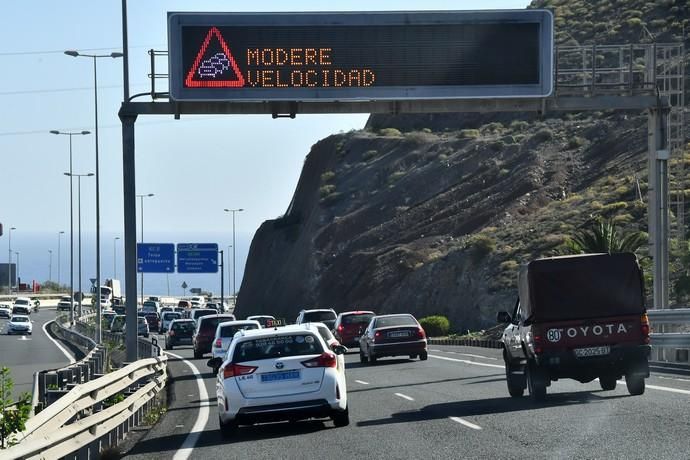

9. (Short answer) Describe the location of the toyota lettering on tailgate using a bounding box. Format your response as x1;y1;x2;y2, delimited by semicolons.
546;323;631;343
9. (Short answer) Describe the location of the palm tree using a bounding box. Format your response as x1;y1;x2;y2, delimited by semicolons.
565;217;647;254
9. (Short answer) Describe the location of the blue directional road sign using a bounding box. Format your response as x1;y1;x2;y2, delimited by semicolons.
177;243;218;273
137;243;175;273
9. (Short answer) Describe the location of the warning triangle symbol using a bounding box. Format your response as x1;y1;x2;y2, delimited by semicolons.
185;26;245;88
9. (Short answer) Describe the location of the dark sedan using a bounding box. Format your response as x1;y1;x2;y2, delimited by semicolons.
359;314;427;363
165;319;196;350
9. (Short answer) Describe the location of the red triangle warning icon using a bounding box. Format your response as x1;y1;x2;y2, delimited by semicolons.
185;27;245;88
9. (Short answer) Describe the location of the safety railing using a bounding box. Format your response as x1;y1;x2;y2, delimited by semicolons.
648;309;690;364
4;356;167;460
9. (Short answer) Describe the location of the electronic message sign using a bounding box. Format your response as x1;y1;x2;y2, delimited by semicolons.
168;10;553;102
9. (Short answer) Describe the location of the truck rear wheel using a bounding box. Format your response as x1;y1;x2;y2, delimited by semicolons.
505;360;526;398
527;363;547;402
625;374;645;396
599;376;617;391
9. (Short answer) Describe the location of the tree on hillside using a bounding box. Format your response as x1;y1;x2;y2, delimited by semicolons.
563;217;647;254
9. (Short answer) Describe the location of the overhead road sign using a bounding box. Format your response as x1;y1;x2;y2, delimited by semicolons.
177;243;219;273
137;243;175;273
167;10;554;102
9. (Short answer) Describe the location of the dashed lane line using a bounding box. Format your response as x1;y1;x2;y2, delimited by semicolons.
355;380;370;385
167;352;210;460
429;354;505;369
394;393;414;401
429;349;498;360
449;417;482;430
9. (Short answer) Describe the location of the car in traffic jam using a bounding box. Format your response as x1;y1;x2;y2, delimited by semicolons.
359;314;428;363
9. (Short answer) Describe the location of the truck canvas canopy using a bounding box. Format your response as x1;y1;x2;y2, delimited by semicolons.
518;252;645;322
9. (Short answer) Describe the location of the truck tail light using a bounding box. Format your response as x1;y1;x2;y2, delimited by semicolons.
640;313;650;344
533;334;544;354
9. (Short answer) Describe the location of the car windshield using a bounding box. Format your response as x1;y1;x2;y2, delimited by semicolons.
219;323;259;338
199;316;234;334
375;315;417;328
11;317;28;322
233;334;324;362
342;313;375;325
303;311;336;321
14;299;30;306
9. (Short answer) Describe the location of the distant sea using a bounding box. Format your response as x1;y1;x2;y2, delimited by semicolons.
3;230;251;297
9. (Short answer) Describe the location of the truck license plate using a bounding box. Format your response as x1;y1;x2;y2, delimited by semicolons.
574;346;610;358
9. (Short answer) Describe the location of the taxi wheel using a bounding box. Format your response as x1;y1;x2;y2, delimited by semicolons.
359;351;369;363
420;351;428;361
219;416;238;438
332;406;350;427
194;350;203;359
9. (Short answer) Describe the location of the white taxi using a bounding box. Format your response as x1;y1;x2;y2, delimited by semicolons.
216;324;348;436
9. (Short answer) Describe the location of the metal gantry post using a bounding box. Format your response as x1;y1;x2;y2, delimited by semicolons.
120;111;138;363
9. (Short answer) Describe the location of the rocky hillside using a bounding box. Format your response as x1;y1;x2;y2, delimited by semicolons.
235;0;689;330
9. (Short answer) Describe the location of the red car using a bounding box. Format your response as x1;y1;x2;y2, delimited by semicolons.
333;310;375;347
138;311;160;333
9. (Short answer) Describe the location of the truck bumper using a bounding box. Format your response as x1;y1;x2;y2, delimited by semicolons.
535;344;650;382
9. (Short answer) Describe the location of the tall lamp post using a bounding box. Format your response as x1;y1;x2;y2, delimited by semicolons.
7;226;15;294
66;172;94;318
51;130;91;324
113;236;121;279
223;208;244;306
57;231;65;289
15;252;20;290
48;250;53;283
137;193;154;306
65;50;123;343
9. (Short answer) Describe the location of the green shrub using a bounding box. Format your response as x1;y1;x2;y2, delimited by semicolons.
320;171;335;183
363;149;380;161
419;315;451;337
387;171;406;184
567;136;585;149
421;128;432;133
459;129;481;139
533;128;554;142
626;17;643;27
319;184;336;197
379;128;402;137
469;234;496;262
509;120;529;132
320;191;342;206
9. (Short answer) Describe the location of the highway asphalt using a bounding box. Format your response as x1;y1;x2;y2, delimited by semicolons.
0;300;75;400
121;337;690;459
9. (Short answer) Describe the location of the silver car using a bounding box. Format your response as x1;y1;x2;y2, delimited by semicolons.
207;320;261;374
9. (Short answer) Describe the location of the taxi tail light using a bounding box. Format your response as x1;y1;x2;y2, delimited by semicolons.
214;338;222;348
301;352;337;368
417;327;426;339
374;331;382;343
640;313;651;344
223;364;257;379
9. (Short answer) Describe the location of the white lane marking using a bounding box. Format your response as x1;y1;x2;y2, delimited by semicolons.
42;321;76;365
429;354;505;369
450;416;482;430
657;376;690;383
430;349;498;360
168;351;210;460
394;393;414;401
355;380;370;385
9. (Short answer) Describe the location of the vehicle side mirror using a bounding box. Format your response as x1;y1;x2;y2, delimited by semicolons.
332;344;348;355
207;357;222;370
496;311;512;323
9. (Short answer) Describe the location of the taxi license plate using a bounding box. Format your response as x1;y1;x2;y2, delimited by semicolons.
261;370;301;383
574;346;610;358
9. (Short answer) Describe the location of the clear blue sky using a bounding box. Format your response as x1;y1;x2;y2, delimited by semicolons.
0;0;528;289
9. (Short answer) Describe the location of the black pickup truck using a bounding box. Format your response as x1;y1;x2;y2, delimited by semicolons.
497;253;651;401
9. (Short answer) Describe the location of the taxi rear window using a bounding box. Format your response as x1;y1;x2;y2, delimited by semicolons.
233;334;323;362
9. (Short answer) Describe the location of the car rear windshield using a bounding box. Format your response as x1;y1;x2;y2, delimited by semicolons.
199;316;234;334
195;309;217;318
342;314;374;325
233;334;324;362
172;321;195;333
12;317;28;322
163;313;181;321
375;315;417;328
303;311;336;322
14;299;29;306
220;323;259;338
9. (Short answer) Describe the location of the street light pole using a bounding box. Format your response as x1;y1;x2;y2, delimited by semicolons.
66;172;94;319
114;236;120;279
137;193;154;307
51;130;91;323
223;208;244;306
48;250;53;283
7;227;15;295
65;50;122;343
15;252;19;290
57;231;65;289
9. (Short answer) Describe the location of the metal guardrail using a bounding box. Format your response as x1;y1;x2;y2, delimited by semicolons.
4;356;167;459
648;308;690;350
